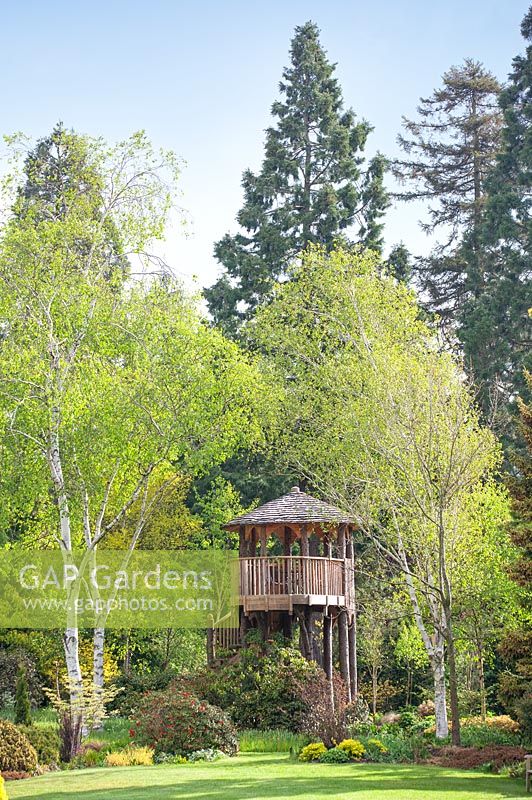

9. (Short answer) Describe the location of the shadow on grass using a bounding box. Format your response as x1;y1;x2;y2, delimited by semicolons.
8;757;527;800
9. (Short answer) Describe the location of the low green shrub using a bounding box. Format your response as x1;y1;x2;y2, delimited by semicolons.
298;742;327;762
239;729;310;753
0;719;37;773
153;753;188;764
337;738;365;760
132;689;238;756
17;724;60;765
500;761;526;780
187;748;224;762
70;747;106;769
358;730;428;763
365;738;389;758
154;752;188;764
319;746;350;763
459;726;518;747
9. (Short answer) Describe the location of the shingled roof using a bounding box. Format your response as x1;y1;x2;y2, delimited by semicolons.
224;486;353;529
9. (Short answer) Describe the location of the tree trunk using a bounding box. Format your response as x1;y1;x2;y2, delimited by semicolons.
479;650;487;721
432;645;449;739
92;626;105;730
63;626;83;722
444;616;461;745
372;668;378;721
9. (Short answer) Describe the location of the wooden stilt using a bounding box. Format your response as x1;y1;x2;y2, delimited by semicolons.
323;614;333;680
206;628;215;666
338;610;351;702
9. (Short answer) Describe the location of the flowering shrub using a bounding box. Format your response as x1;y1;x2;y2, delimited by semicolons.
0;775;6;800
337;738;366;760
105;746;154;767
319;746;350;763
298;742;327;762
131;689;238;756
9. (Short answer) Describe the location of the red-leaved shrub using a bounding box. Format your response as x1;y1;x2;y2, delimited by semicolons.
131;688;238;756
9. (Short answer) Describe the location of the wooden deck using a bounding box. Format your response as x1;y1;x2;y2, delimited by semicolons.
239;555;354;612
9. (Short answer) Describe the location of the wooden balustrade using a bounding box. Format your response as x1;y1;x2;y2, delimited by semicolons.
239;556;348;605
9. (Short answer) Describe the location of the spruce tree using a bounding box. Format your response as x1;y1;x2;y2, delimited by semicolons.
14;664;32;726
206;21;388;336
468;10;532;427
393;59;502;327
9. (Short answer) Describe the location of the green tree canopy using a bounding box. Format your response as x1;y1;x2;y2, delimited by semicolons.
250;245;509;743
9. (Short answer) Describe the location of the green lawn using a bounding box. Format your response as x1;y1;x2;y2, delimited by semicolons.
6;753;528;800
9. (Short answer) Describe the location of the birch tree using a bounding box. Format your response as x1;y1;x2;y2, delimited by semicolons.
251;245;508;743
0;129;265;721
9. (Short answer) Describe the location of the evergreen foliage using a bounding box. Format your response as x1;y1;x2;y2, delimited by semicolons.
471;12;532;426
206;21;388;336
14;664;32;726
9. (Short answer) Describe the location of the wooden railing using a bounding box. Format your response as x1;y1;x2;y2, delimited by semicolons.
239;556;345;598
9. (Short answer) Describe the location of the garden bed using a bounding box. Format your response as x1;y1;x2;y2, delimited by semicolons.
426;744;528;772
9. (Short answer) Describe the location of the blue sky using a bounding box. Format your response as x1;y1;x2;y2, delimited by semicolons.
0;0;528;289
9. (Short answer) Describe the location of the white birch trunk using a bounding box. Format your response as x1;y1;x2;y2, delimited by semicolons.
63;626;83;708
432;640;449;739
92;627;105;729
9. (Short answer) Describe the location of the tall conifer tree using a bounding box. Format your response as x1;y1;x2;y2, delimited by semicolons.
469;10;532;426
206;21;388;336
393;60;502;326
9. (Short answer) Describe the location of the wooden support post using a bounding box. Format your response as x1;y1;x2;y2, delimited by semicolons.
239;609;251;647
206;628;215;666
338;610;351;702
323;614;333;680
282;611;293;642
297;608;312;660
284;526;293;556
259;526;267;556
300;524;309;557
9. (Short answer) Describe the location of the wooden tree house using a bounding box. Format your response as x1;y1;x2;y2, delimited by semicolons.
212;486;358;700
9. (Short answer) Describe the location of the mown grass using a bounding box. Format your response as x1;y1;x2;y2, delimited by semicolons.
6;752;528;799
